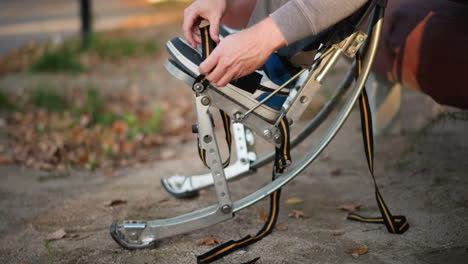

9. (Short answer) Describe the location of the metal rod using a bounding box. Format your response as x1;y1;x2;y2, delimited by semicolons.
242;68;306;118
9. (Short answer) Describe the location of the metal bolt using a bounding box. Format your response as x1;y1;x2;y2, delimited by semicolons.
221;205;231;214
203;135;212;143
348;47;356;54
201;96;211;106
234;112;244;122
357;36;365;42
193;83;204;92
129;232;139;240
263;129;272;139
274;134;282;144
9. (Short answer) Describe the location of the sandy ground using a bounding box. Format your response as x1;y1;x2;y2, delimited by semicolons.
0;11;467;264
1;83;467;264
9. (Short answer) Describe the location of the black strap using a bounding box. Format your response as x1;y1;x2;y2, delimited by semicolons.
197;117;291;264
196;25;232;169
347;53;409;234
193;25;213;90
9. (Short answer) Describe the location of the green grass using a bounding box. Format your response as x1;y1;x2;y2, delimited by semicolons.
76;86;162;136
123;107;163;140
0;90;16;110
43;239;55;263
29;85;68;112
86;34;158;60
144;107;162;134
30;45;83;73
28;33;159;73
36;171;69;182
71;85;116;127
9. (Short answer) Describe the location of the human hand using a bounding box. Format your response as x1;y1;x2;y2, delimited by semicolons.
199;17;287;87
183;0;227;48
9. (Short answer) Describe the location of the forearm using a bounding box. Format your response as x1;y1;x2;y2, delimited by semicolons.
246;16;287;52
270;0;368;44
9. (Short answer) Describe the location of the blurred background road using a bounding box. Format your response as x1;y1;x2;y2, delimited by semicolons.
0;0;153;56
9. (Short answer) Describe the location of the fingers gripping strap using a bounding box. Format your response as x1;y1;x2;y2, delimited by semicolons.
193;25;215;90
347;54;409;234
197;117;291;264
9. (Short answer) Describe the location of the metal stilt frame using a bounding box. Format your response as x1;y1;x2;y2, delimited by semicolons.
111;6;384;250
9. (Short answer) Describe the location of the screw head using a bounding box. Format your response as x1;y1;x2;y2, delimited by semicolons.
274;134;282;144
193;83;204;92
201;96;211;105
263;129;272;139
221;205;231;214
203;135;212;143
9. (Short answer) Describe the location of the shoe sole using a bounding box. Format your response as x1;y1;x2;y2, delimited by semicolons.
166;38;279;123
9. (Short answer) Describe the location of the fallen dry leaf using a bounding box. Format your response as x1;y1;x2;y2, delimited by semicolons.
339;204;362;212
276;224;287;231
158;197;170;203
257;208;268;224
330;168;342;176
105;199;128;207
285;197;304;205
1;85;195;172
65;233;80;239
103;169;114;177
345;246;368;258
120;141;134;155
46;229;67;241
111;120;129;135
74;234;92;241
196;237;220;246
288;210;309;219
0;155;14;165
160;149;176;160
332;231;345;236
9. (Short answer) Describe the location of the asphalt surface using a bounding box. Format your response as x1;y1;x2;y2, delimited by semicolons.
0;0;153;56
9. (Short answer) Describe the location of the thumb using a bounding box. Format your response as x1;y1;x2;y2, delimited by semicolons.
199;51;218;74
